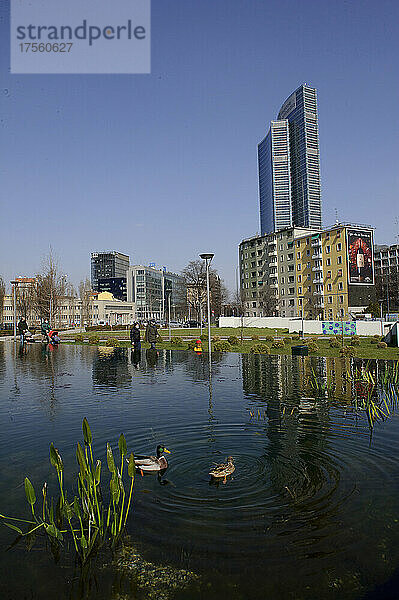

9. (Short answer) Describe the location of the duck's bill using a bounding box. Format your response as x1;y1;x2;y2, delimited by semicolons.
163;448;171;454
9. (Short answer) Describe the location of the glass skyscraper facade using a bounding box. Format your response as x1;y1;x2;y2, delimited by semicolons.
258;120;292;234
259;84;322;234
90;251;130;291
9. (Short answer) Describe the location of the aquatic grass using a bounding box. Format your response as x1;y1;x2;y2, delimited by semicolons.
0;419;135;564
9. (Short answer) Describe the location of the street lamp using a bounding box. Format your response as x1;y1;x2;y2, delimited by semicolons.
10;280;18;341
199;253;214;357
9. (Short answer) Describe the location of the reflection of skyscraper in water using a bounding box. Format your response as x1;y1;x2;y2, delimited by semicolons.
241;355;333;500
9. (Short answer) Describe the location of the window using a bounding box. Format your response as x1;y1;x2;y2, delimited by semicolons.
281;277;285;284
288;265;294;271
289;299;294;306
297;252;301;259
339;296;344;304
288;253;294;261
297;241;300;248
298;275;302;283
306;249;310;256
326;270;331;278
336;243;342;251
251;262;256;268
289;288;295;295
297;264;301;271
307;263;311;268
328;296;333;304
252;302;256;308
298;298;302;305
327;283;332;291
326;258;331;266
307;274;311;280
337;256;342;264
308;286;311;292
251;252;256;258
281;300;285;306
298;286;302;294
338;282;343;290
326;245;330;253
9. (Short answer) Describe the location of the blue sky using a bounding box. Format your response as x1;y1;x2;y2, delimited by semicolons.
1;0;398;293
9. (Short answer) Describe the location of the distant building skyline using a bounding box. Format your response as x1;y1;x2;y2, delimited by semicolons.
259;84;322;235
90;251;130;291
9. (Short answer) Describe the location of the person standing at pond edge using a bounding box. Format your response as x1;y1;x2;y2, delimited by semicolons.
17;317;28;343
130;322;141;351
41;319;51;342
145;320;158;350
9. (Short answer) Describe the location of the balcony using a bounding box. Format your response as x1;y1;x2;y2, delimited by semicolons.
312;253;322;260
311;238;321;247
268;249;277;257
313;290;323;296
312;264;323;272
313;278;323;284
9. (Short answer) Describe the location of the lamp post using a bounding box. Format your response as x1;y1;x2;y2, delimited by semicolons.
199;253;214;358
379;299;384;336
10;280;18;341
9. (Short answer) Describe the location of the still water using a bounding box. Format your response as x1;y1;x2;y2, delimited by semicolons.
1;343;399;599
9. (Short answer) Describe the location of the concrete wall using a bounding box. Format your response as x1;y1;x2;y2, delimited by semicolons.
220;316;394;337
219;316;292;329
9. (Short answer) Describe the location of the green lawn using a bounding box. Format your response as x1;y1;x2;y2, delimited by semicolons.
62;327;399;361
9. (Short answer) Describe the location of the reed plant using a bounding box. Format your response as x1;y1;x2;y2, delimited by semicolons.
0;419;135;564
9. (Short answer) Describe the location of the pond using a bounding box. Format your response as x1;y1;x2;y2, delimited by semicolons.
1;343;399;599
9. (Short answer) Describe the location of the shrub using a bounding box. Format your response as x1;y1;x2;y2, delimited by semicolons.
264;335;274;342
292;335;301;341
105;338;120;347
271;339;285;349
350;338;360;346
373;334;381;339
200;334;208;342
86;325;111;331
251;335;259;341
352;335;360;342
329;339;341;348
213;340;231;352
212;336;220;342
340;346;356;357
306;341;319;353
377;341;388;349
74;334;84;343
187;340;197;351
171;336;181;345
370;338;379;344
88;334;100;345
228;335;240;345
249;344;270;355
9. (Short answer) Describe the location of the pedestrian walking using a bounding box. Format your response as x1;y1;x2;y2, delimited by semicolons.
145;319;158;350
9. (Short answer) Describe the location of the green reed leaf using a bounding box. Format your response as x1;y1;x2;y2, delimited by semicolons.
95;460;101;483
107;443;116;473
118;434;127;458
4;522;23;535
24;478;36;506
49;443;58;468
82;418;92;446
73;497;81;520
76;442;88;475
127;453;136;478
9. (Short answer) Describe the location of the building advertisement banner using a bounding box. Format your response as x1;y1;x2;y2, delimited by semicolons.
346;229;374;285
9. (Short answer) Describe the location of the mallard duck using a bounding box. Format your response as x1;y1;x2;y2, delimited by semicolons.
209;456;235;483
134;445;171;475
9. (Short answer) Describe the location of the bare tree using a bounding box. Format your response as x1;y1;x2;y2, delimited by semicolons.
181;260;225;321
16;284;35;320
0;277;5;326
33;252;68;325
79;278;92;328
258;285;278;316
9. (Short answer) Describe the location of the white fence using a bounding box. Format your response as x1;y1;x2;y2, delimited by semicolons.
219;316;395;337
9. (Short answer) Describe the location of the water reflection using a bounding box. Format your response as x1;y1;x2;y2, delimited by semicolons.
1;346;399;600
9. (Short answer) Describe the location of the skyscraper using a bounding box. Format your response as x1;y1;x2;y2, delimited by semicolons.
90;251;130;291
258;84;322;234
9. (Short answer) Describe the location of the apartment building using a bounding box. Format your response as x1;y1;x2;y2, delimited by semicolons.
239;224;376;319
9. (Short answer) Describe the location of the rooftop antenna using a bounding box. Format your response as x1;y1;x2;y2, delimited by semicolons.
334;207;339;225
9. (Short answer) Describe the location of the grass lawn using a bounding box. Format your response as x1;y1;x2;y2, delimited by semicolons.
62;327;399;361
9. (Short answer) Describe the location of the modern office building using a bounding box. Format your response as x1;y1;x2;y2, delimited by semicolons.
258;84;322;234
126;265;186;322
258;120;292;234
90;251;130;291
97;277;127;302
374;243;399;312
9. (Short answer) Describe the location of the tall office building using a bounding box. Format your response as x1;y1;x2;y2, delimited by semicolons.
90;251;130;291
258;84;322;234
